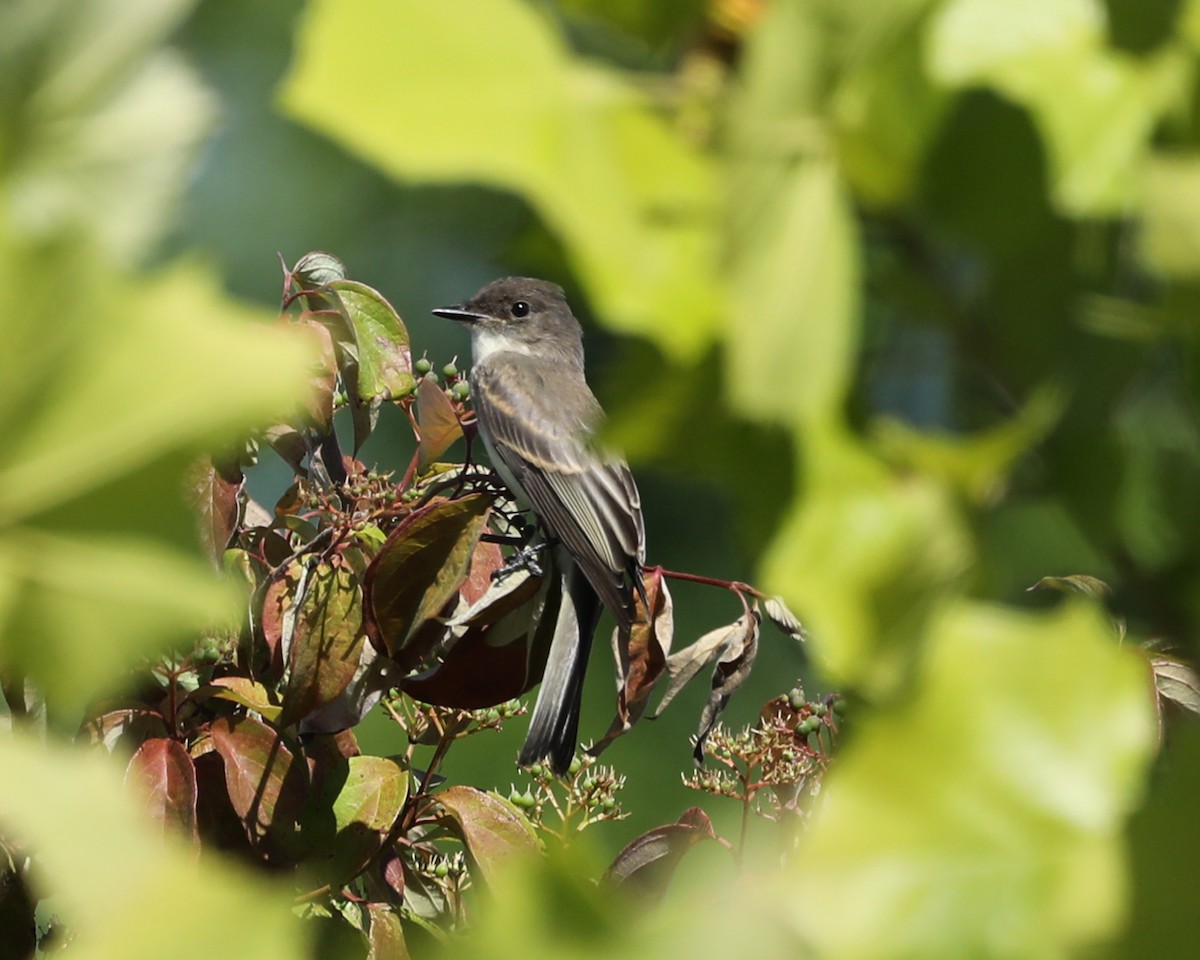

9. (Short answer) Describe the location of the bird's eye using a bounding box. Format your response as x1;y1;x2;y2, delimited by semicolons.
511;300;530;318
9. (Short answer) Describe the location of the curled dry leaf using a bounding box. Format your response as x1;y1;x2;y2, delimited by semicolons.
652;615;753;720
694;610;761;762
763;594;806;641
591;570;674;756
1149;653;1200;742
1027;574;1111;599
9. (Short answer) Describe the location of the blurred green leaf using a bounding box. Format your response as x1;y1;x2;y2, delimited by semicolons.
762;425;972;697
1139;152;1200;277
790;599;1156;959
0;732;306;959
0;245;312;713
279;0;721;360
927;0;1190;214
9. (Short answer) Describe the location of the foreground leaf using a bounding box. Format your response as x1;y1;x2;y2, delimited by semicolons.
603;807;721;904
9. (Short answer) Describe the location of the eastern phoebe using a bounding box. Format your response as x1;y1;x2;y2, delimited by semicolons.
433;278;645;773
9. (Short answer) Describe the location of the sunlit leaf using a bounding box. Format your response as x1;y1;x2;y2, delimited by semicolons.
763;595;805;642
124;737;199;846
367;902;409;960
279;558;365;727
313;756;409;886
364;494;494;660
1149;653;1200;718
205;677;282;723
416;376;464;473
436;785;540;884
280;0;721;360
185;456;243;565
328;280;414;403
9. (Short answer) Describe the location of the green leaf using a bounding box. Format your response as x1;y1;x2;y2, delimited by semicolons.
324;756;409;885
0;247;313;713
927;0;1190;214
0;732;305;959
327;280;415;403
206;676;283;722
279;558;365;728
790;600;1156;959
123;737;199;845
1138;152;1200;277
363;494;494;659
279;0;721;360
436;785;540;884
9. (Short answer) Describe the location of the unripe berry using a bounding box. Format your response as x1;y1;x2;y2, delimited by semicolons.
414;357;432;375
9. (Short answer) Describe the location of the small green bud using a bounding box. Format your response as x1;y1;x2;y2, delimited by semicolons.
832;698;848;716
568;758;582;776
601;797;616;812
484;708;500;723
442;362;458;378
813;703;827;717
434;861;449;878
529;762;545;778
452;381;470;401
415;357;432;375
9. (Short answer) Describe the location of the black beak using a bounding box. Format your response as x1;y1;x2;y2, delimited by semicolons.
432;305;487;323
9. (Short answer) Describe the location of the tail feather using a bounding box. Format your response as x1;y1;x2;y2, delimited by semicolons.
519;562;602;774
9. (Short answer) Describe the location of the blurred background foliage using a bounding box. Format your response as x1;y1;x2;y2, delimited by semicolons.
1;0;1199;956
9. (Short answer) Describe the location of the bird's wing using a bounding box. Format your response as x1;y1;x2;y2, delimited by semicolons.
473;356;644;626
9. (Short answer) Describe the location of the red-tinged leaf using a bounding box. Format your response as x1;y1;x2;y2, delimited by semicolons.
328;279;414;402
193;751;253;854
288;315;338;431
416;376;464;472
401;570;544;708
77;708;169;753
279;559;365;727
259;567;299;671
367;903;409;960
462;536;504;606
123;738;198;845
436;785;540;884
592;570;674;755
264;422;308;473
186;456;243;564
364;493;495;661
381;849;405;898
210;714;308;861
603;807;721;902
204;677;282;722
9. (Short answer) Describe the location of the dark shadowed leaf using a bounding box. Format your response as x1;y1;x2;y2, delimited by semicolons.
328;280;414;402
279;559;365;727
1028;575;1111;599
694;611;761;762
210;715;308;861
367;902;409;960
124;737;199;846
401;860;448;920
416;376;464;473
78;708;169;754
592;570;674;755
436;785;540;884
364;494;494;660
205;677;282;722
763;595;806;641
186;456;243;564
290;316;339;432
311;756;409;886
603;807;721;902
401;568;545;708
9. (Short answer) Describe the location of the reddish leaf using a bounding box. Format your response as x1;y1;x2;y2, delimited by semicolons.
591;570;674;756
259;567;299;671
124;738;199;845
436;785;539;884
186;456;243;564
364;494;495;661
289;315;338;431
279;558;365;727
367;903;409;960
78;708;168;753
461;536;504;606
401;569;544;709
416;376;464;472
603;807;721;902
210;714;308;861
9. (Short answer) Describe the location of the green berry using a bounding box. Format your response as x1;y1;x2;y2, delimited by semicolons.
832;698;848;716
529;763;545;778
415;357;432;375
434;861;449;878
568;758;582;776
601;797;616;812
484;708;500;723
452;381;470;401
813;703;827;717
442;362;458;379
423;371;439;384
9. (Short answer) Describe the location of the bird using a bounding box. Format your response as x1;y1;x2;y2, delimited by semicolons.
433;278;645;773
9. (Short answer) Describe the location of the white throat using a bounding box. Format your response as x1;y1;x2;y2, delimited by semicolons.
471;326;536;362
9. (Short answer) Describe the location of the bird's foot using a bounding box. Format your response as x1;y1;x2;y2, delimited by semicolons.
493;540;550;581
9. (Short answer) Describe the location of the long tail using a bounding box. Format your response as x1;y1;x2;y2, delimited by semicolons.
519;562;602;774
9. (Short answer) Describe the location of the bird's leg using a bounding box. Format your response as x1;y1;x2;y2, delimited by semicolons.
491;515;555;582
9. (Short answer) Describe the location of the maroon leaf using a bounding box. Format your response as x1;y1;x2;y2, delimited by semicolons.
210;714;308;861
416;376;464;472
124;738;199;845
592;570;674;756
367;903;409;960
279;558;365;727
436;786;540;884
603;807;722;903
363;493;495;661
461;536;504;606
186;456;243;564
